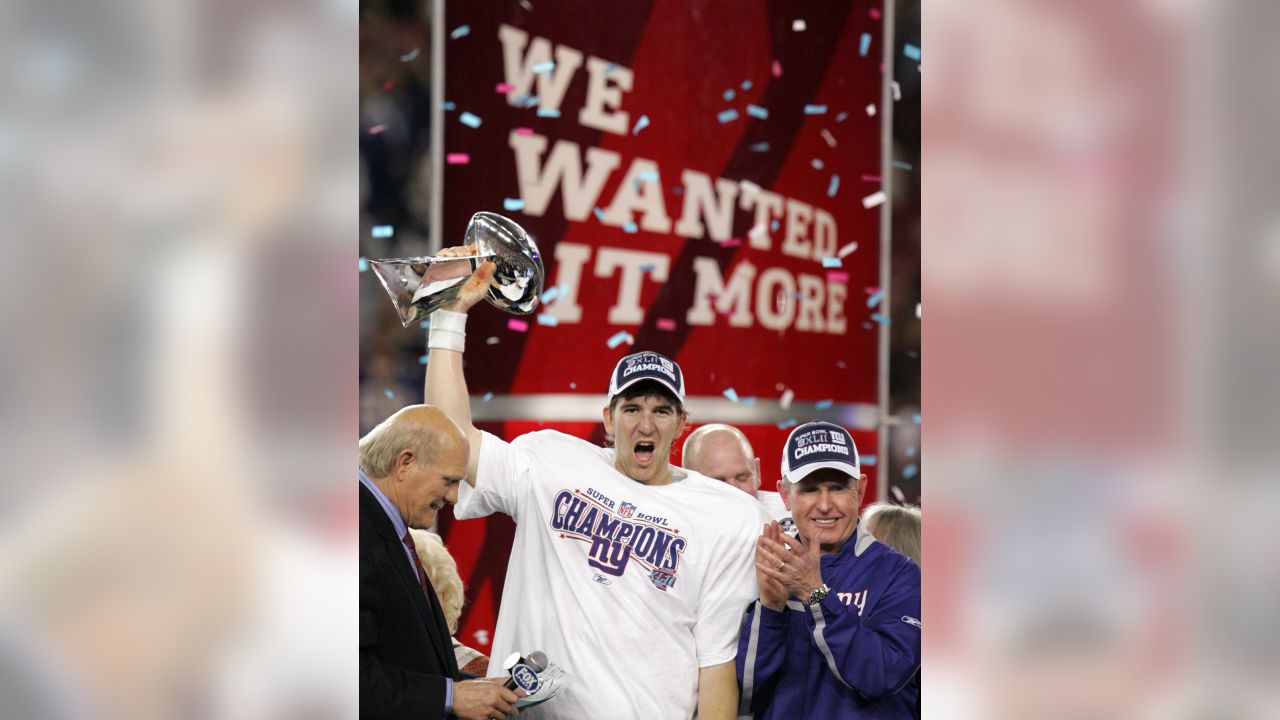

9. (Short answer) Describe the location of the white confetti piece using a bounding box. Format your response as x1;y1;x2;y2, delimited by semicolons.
821;129;836;147
862;190;886;208
838;241;858;257
792;19;806;31
866;103;876;116
780;388;794;410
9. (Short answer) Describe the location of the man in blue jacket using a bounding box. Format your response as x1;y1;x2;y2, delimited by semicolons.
736;421;921;718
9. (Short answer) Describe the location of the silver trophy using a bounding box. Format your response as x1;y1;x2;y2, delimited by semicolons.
370;212;544;327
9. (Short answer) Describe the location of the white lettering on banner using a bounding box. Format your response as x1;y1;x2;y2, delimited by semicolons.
579;56;632;135
602;158;672;233
509;132;621;220
545;244;850;336
498;25;584;114
674;170;739;242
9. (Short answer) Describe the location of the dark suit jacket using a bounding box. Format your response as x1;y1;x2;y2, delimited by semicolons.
360;483;461;719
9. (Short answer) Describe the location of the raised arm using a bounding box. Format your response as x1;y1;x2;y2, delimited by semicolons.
424;261;494;485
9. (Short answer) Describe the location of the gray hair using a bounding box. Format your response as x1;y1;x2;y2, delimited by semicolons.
408;529;466;634
862;503;921;566
357;405;443;477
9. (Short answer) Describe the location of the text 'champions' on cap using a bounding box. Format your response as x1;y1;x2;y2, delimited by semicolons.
780;421;860;483
607;351;686;401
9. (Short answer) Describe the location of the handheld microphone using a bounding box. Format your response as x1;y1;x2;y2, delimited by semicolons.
502;650;548;691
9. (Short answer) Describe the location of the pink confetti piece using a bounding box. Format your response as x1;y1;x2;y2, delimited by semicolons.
861;174;882;182
446;153;471;164
656;318;677;331
826;271;849;283
821;129;837;147
870;7;882;19
515;127;534;136
507;319;529;332
720;237;742;247
368;124;388;135
496;82;514;93
772;59;782;77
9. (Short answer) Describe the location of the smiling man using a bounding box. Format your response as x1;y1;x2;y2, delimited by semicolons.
424;262;768;719
736;421;921;719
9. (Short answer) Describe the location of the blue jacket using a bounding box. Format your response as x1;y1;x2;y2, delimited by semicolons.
736;522;921;718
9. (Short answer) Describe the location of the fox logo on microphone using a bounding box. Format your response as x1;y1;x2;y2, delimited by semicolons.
510;663;541;694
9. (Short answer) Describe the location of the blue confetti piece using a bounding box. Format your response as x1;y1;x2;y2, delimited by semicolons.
632;114;650;135
871;312;891;324
815;399;834;410
835;111;848;122
592;207;605;222
539;286;561;303
906;446;917;457
859;33;871;57
777;418;798;429
622;221;638;234
723;388;740;402
771;219;780;231
749;142;770;152
419;319;431;329
606;331;630;349
440;101;456;111
450;25;470;39
804;104;828;115
371;225;394;238
638;263;656;273
358;257;369;272
604;62;620;75
536;107;561;118
827;174;840;197
384;389;395;399
537;313;559;326
811;159;825;169
717;109;739;123
904;43;921;61
863;322;874;329
516;94;539;107
867;289;884;308
503;197;526;212
531;60;555;74
861;454;878;466
822;257;842;268
723;89;736;101
746;104;769;120
741;396;757;406
902;464;919;479
912;412;922;424
673;186;683;195
459;111;482;128
400;47;420;62
741;80;753;90
418;354;429;365
893;160;914;170
637;170;659;182
482;392;494;402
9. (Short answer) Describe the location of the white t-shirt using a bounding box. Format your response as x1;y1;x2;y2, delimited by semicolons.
756;490;795;534
456;430;770;719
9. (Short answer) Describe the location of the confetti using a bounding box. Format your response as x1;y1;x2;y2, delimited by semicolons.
371;225;394;238
903;43;921;61
517;95;539;107
532;60;556;75
656;318;677;331
804;104;828;115
866;103;877;116
870;312;891;324
815;399;834;410
368;124;388;135
384;389;395;399
508;319;529;332
592;207;605;222
637;170;659;183
446;153;471;164
891;486;906;503
780;388;794;409
418;354;429;365
772;59;782;77
539;286;561;303
827;174;840;197
503;197;526;211
486;336;501;345
723;388;740;402
717;109;739;123
400;48;421;62
606;331;632;349
906;446;917;457
792;19;806;31
867;289;884;308
861;174;882;182
537;107;561;118
859;32;872;57
450;25;471;39
771;219;780;232
912;412;922;424
820;129;837;147
632;114;650;135
826;271;848;283
916;303;921;319
420;320;432;329
623;221;638;234
459;112;482;128
638;263;656;273
720;237;742;247
741;80;753;90
862;190;886;208
496;82;514;93
604;62;620;75
822;257;842;268
723;88;736;101
893;160;913;170
519;0;533;10
515;127;534;136
870;7;881;20
862;454;878;466
892;81;901;101
537;313;559;326
836;111;849;122
838;241;859;257
741;397;757;406
483;392;494;402
777;419;799;430
358;257;369;272
902;464;918;479
746;104;769;120
749;142;770;152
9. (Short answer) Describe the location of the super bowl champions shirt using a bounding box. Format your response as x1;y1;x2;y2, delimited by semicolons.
455;430;771;720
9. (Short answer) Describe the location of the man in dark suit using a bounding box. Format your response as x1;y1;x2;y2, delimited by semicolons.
360;404;522;720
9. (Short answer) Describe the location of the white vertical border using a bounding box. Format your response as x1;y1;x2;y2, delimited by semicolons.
876;0;896;503
429;0;446;253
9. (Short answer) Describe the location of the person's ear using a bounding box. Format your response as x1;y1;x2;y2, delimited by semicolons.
858;473;869;497
751;457;761;490
395;449;416;477
601;405;613;435
780;482;792;511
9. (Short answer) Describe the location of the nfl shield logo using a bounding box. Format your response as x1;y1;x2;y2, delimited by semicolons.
619;501;636;518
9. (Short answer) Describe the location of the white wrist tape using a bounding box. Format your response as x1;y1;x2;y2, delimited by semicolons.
427;310;467;352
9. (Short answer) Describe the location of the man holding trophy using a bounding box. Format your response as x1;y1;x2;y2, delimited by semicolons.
391;214;768;718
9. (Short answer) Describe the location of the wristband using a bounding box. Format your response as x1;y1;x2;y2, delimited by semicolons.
428;310;467;352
